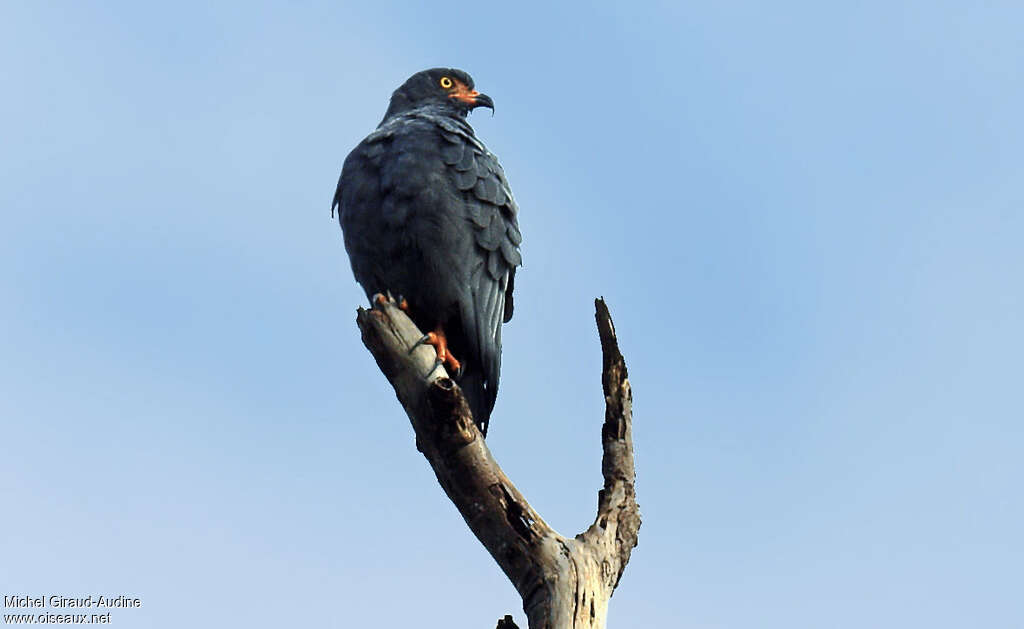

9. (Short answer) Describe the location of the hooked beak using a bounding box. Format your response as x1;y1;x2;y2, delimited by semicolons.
470;92;494;112
450;81;495;113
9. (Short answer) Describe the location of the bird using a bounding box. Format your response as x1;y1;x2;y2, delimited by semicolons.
332;68;522;437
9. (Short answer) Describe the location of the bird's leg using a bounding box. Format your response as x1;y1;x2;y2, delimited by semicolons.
411;327;462;378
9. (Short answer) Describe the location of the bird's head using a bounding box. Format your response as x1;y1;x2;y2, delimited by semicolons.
381;68;494;122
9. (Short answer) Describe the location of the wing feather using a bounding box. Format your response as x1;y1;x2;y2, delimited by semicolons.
437;117;522;432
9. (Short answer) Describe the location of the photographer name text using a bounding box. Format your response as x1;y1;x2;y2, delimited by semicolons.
4;595;141;609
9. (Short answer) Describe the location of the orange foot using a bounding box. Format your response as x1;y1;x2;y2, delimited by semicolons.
373;292;409;311
413;327;462;377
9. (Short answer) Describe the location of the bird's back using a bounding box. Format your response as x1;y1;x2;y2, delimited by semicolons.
334;107;522;434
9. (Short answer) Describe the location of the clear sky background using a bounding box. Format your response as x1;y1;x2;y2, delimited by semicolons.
2;2;1021;627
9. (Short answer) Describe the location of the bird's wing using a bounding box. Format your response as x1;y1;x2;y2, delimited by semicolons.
333;116;443;297
435;116;522;429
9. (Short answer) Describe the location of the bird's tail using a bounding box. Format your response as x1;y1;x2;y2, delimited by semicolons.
457;368;494;437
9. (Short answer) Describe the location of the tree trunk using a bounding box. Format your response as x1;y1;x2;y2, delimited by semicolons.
355;297;640;628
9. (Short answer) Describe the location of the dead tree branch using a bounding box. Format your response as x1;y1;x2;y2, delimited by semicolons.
355;297;640;629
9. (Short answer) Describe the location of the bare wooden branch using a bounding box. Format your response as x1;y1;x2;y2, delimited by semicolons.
496;614;520;629
355;297;640;629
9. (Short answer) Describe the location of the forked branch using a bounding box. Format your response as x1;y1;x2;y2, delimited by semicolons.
355;297;640;628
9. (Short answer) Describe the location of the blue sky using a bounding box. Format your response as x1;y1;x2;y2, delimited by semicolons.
2;1;1021;627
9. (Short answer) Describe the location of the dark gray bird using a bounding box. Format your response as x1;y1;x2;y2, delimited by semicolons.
332;68;522;436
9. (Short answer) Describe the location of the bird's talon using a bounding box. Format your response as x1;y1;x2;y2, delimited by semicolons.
446;355;462;378
408;329;461;378
425;358;444;379
378;292;408;312
373;292;406;310
409;332;434;355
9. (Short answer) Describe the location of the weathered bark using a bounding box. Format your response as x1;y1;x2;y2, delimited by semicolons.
356;297;640;629
496;615;519;629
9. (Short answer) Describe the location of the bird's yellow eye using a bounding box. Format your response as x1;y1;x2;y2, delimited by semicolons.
440;76;453;89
